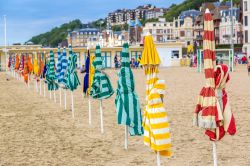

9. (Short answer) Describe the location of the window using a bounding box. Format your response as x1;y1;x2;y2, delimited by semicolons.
245;30;248;43
245;16;248;26
244;1;248;11
153;24;156;27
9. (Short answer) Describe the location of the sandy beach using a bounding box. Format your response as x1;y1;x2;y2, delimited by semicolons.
0;65;249;166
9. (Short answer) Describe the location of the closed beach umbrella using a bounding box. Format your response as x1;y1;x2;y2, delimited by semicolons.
83;49;95;124
58;47;68;86
115;43;144;149
193;9;236;166
65;45;80;91
56;46;62;82
33;58;39;76
46;50;58;91
15;55;19;71
115;43;143;135
83;49;90;95
65;45;80;118
90;45;114;133
90;45;114;99
140;34;172;165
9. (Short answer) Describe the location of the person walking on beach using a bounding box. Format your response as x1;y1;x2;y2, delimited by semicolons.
247;56;250;76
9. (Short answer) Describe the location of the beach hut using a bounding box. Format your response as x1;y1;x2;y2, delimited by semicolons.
115;43;144;149
140;33;172;166
90;45;114;133
193;9;236;166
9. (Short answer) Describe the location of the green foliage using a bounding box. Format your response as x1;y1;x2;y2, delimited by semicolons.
112;23;129;31
28;19;82;47
164;0;218;22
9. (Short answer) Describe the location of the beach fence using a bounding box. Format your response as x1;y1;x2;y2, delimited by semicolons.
197;49;234;73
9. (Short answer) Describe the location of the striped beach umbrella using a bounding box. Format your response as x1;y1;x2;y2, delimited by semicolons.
23;55;29;83
90;45;114;99
46;50;58;91
33;58;39;76
58;47;68;86
115;43;143;136
65;45;80;118
140;34;172;164
65;45;80;91
193;9;236;166
56;46;62;83
194;9;236;140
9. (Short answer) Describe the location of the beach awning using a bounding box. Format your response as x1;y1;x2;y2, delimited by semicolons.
141;34;172;157
115;43;144;136
90;45;114;99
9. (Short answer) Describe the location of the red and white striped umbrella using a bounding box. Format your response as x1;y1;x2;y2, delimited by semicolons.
194;9;236;141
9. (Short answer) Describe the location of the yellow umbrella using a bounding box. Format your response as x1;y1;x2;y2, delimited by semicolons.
141;34;172;165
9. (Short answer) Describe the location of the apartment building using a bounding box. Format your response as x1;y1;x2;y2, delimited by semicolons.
219;7;243;44
243;0;250;54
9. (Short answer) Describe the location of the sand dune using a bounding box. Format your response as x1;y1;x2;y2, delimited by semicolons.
0;65;249;166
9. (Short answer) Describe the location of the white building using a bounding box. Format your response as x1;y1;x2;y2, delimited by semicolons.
145;8;164;20
243;0;250;55
219;7;243;44
143;18;175;43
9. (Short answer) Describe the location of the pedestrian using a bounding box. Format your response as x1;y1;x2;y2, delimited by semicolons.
114;54;118;69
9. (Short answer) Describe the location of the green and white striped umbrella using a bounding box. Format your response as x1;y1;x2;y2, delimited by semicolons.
65;45;80;91
90;45;114;99
46;50;58;91
115;43;144;136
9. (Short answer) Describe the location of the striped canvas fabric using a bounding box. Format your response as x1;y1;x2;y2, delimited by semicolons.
143;66;172;156
59;47;68;86
194;10;218;129
65;45;80;91
141;35;172;157
46;50;58;91
194;9;236;141
23;55;29;83
90;45;114;99
56;47;62;82
115;43;144;136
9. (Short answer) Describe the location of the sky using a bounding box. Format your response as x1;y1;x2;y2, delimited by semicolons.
0;0;184;45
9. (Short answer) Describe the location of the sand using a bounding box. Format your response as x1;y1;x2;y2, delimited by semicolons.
0;65;249;166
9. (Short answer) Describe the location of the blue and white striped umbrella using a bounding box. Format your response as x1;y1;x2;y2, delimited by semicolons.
56;46;62;82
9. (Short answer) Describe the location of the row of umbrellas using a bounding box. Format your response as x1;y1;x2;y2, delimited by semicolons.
7;10;236;165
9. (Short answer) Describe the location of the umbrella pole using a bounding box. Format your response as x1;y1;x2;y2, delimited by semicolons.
212;142;218;166
100;100;104;134
88;97;92;125
28;74;30;89
156;151;161;166
59;87;62;106
36;79;38;93
54;87;56;103
125;126;128;150
64;90;67;110
39;79;42;95
71;91;74;118
43;80;46;97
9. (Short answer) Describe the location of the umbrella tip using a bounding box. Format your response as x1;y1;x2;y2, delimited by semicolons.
205;8;210;14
